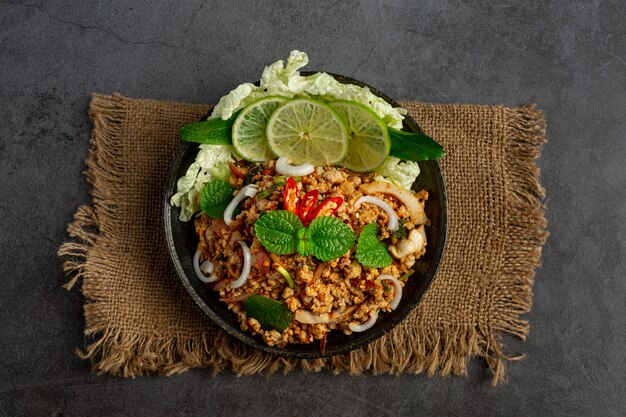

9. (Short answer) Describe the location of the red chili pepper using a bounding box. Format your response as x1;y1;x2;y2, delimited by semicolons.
307;197;343;221
282;177;300;214
298;190;319;224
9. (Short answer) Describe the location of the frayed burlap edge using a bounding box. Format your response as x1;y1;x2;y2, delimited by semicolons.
58;94;547;385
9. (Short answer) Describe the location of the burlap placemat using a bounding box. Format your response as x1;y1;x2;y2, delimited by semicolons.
59;93;547;385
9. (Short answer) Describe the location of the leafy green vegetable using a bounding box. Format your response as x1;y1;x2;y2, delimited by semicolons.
392;218;409;239
300;216;355;262
388;127;445;161
179;110;240;145
254;211;303;255
170;145;234;222
375;156;421;190
200;180;235;218
210;51;407;129
255;210;356;261
244;295;293;332
356;223;393;268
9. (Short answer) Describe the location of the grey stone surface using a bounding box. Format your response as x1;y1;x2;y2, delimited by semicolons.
0;0;624;415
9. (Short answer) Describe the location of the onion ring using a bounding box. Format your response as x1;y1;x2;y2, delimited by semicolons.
230;241;251;289
193;250;219;283
275;157;315;177
355;195;399;231
224;184;259;225
377;274;403;310
348;310;379;332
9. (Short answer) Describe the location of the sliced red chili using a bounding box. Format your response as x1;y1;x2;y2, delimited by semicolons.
307;197;343;221
282;177;300;214
298;190;319;224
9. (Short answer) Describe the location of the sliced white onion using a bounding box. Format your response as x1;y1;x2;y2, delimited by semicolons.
200;260;214;275
224;184;259;225
230;241;251;289
276;157;315;177
349;310;379;332
193;250;219;283
355;196;399;231
377;274;403;310
295;310;331;324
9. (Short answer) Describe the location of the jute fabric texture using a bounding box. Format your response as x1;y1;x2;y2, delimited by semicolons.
59;94;547;385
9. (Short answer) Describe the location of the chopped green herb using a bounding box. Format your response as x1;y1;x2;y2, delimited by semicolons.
356;223;393;268
273;175;300;186
244;295;293;332
392;218;409;239
256;185;278;200
388;127;445;161
275;266;294;289
399;270;415;282
200;180;235;218
245;164;262;185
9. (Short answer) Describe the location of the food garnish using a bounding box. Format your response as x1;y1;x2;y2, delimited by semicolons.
179;110;240;145
307;197;343;221
253;210;303;255
255;210;355;262
232;96;287;161
388;127;446;161
355;223;393;268
329;100;390;172
282;177;300;215
244;295;293;332
296;216;355;262
200;179;235;218
266;98;348;166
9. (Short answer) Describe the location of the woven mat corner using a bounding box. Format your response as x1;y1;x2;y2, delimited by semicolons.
59;92;547;385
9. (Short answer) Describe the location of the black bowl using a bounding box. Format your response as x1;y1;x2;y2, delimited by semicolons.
163;73;447;359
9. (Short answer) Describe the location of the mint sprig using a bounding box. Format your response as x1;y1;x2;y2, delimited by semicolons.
255;210;355;262
302;216;355;261
254;210;303;255
356;223;393;268
244;295;293;332
200;179;235;218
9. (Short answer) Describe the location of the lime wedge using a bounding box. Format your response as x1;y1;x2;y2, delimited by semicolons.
232;96;288;162
329;100;390;172
267;98;348;166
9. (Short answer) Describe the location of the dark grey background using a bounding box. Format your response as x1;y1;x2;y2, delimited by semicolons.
1;0;624;416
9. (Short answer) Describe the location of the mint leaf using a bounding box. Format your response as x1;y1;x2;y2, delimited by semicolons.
356;223;393;268
254;210;303;255
296;228;312;257
244;295;293;332
179;110;240;145
304;216;355;262
388;127;445;161
200;180;235;218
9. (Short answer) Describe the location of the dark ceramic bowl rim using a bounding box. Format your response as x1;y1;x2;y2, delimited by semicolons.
163;72;447;359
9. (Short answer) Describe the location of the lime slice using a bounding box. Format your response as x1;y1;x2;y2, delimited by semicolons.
329;100;390;172
232;96;288;162
267;98;348;166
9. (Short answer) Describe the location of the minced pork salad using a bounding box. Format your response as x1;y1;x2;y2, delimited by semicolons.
171;51;445;350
